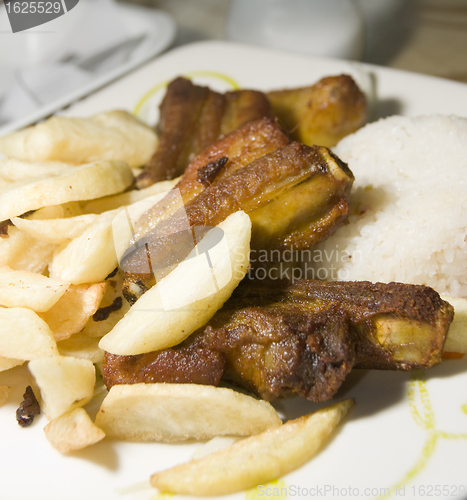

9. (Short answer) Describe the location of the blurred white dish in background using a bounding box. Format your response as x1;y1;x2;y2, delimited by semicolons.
0;0;175;134
0;0;127;68
226;0;365;60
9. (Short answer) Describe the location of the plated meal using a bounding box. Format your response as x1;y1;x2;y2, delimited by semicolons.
0;42;466;500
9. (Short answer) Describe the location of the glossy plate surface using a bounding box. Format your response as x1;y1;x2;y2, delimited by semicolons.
1;41;467;500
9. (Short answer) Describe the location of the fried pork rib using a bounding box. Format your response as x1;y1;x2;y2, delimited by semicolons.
267;75;367;148
121;122;354;303
136;77;272;187
136;75;367;187
103;279;453;402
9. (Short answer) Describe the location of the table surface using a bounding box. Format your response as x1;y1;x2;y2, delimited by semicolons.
122;0;467;84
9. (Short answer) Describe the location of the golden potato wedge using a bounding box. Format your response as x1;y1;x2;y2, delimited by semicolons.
39;283;107;341
11;213;98;244
0;308;58;360
0;266;69;311
49;211;119;285
57;332;104;365
151;399;354;496
0;110;158;168
44;408;105;453
0;160;133;221
0;206;63;273
59;201;84;218
0;158;73;182
99;210;251;355
81;177;179;214
28;355;95;420
443;296;467;353
0;385;11;407
95;383;282;442
0;356;24;372
0;227;55;274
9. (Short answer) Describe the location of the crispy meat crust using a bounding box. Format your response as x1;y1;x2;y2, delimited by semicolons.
103;279;453;401
136;74;366;187
121;140;353;302
267;74;367;147
136;77;272;187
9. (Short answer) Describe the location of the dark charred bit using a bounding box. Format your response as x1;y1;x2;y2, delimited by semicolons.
0;219;12;238
197;156;228;187
93;297;123;322
105;268;119;280
16;386;40;427
123;277;152;305
1;210;40;238
328;149;353;179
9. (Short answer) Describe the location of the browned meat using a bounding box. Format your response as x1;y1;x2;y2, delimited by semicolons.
222;278;453;371
102;279;453;401
103;341;225;388
136;74;367;187
121;140;353;303
103;297;355;402
267;74;367;147
132;118;290;242
136;77;272;187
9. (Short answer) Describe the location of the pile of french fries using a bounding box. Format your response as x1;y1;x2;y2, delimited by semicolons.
0;109;465;497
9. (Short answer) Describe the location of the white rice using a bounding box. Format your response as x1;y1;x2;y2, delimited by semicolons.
311;114;467;297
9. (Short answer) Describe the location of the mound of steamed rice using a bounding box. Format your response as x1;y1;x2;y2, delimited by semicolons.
312;114;467;297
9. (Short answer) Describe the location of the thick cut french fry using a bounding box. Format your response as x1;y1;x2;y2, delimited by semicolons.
0;160;133;221
0;110;158;168
151;399;354;496
95;383;282;442
11;213;98;244
0;308;58;360
0;206;62;273
99;210;251;355
49;211;119;285
44;408;105;453
0;266;69;311
0;356;24;372
57;332;104;365
0;158;73;182
39;283;107;341
28;355;95;420
443;296;467;353
81;178;179;214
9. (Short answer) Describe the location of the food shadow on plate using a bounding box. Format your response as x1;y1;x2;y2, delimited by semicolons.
65;438;120;471
423;356;467;380
373;97;403;120
272;368;408;423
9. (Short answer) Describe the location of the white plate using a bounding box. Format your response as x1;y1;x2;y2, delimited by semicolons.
1;41;467;500
0;2;176;138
